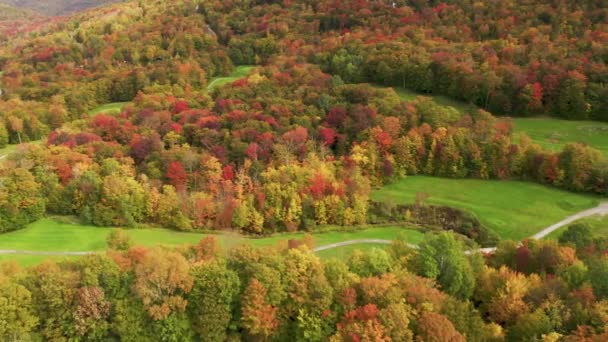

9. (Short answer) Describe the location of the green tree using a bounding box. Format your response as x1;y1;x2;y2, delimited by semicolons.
555;72;588;120
588;257;608;299
0;168;46;233
0;281;38;341
414;232;476;299
188;261;240;341
348;248;393;278
558;224;593;250
94;174;147;227
506;309;553;342
106;229;133;251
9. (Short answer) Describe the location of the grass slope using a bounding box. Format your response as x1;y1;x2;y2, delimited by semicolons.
0;218;424;266
207;65;254;91
372;176;598;241
513;117;608;156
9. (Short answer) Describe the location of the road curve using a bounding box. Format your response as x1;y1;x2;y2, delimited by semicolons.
531;202;608;240
0;203;607;256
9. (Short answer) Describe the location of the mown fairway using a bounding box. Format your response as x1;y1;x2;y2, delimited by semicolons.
513;117;608;156
0;218;423;266
372;176;599;241
207;65;255;90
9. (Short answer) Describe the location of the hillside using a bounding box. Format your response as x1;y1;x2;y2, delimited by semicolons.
0;3;48;40
0;0;122;15
0;3;37;20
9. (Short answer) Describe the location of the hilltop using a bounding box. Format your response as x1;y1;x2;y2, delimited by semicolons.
0;0;122;15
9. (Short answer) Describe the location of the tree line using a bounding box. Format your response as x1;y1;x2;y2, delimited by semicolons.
1;61;606;233
1;226;607;341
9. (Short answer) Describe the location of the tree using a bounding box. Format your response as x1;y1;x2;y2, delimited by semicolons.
416;311;465;342
331;304;390;342
413;232;476;299
507;309;554;342
93;174;146;227
241;278;279;339
559;224;593;250
0;281;38;341
588;257;608;299
166;161;188;191
133;247;194;320
379;303;414;342
348;248;392;278
188;261;240;341
0;168;45;233
555;72;588;120
150;185;191;231
73;286;111;339
106;229;133;251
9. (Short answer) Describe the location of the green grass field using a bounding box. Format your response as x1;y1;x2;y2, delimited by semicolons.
89;102;129;116
372;176;599;241
546;214;608;240
512;117;608;156
0;218;424;266
207;65;255;90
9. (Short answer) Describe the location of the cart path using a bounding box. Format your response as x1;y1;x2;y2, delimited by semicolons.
1;202;607;256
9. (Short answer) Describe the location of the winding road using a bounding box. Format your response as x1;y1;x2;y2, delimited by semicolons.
1;202;607;256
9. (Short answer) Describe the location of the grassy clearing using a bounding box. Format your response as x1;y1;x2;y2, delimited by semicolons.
0;140;43;159
372;176;599;241
512;117;608;156
88;102;129;116
207;65;254;90
546;214;608;240
374;84;478;114
0;218;424;266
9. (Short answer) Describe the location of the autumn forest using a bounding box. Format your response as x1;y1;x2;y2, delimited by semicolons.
0;0;607;341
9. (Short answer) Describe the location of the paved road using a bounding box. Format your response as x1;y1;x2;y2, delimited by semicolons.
1;203;607;256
